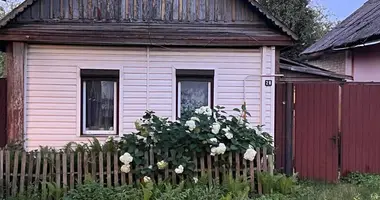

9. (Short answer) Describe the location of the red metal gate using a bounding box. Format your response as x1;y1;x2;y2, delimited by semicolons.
0;78;7;147
294;83;339;182
341;83;380;175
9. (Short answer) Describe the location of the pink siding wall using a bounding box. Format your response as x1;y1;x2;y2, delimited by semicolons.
353;44;380;82
25;45;276;150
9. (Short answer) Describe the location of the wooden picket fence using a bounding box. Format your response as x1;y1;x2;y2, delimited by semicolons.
0;148;273;198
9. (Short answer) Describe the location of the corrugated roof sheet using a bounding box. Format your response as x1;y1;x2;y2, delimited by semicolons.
302;0;380;55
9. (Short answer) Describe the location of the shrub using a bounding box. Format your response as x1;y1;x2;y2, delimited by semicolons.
118;105;273;179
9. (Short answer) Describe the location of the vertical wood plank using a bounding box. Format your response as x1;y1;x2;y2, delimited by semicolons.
128;164;133;185
256;148;262;195
200;154;205;177
198;0;205;21
42;154;48;199
205;0;209;21
87;0;92;19
84;152;89;176
27;152;33;188
214;156;219;181
235;153;240;179
186;0;191;21
231;0;235;21
243;158;247;181
0;151;3;198
34;153;41;189
6;42;25;143
263;147;268;172
62;153;67;190
125;0;129;19
172;0;179;20
268;155;274;176
164;151;169;180
56;154;61;189
193;153;198;178
250;160;255;192
77;152;82;185
195;0;199;21
11;151;19;196
70;153;74;189
161;0;166;20
91;152;96;180
114;153;119;187
178;0;182;21
207;155;212;185
69;0;73;19
133;0;138;19
99;152;104;185
50;153;55;183
228;152;232;177
5;151;9;197
60;0;64;18
19;152;26;193
107;152;112;187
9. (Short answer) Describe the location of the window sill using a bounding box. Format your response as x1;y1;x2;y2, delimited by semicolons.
80;134;119;138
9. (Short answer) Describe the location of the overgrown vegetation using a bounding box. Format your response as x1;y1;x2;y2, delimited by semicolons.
259;0;336;59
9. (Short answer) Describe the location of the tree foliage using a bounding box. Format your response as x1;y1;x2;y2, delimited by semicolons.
259;0;336;59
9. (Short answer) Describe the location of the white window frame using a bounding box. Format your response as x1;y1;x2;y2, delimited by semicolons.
81;73;119;136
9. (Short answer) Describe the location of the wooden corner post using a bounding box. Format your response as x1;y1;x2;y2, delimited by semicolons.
6;42;25;143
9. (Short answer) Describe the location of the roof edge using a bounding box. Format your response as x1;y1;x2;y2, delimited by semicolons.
0;0;36;28
248;0;299;41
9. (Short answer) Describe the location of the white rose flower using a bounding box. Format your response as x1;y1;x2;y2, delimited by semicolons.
204;107;212;116
120;164;131;173
174;165;184;174
211;123;221;134
136;135;147;143
216;143;226;155
157;160;168;169
148;165;153;169
143;176;152;183
185;120;196;131
135;118;144;130
222;126;230;133
244;148;257;161
237;116;245;125
119;152;133;164
191;117;200;122
149;132;155;137
210;147;217;156
246;123;254;130
211;143;226;156
209;138;218;143
225;132;233;139
193;177;199;183
106;136;113;142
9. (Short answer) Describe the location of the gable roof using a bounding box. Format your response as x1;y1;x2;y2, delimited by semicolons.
0;0;298;41
302;0;380;55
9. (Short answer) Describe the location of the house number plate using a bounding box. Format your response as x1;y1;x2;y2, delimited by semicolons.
265;80;272;87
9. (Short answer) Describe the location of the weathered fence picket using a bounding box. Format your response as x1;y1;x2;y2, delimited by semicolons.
0;149;273;197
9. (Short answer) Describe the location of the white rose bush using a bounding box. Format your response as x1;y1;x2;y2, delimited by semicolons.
118;105;273;180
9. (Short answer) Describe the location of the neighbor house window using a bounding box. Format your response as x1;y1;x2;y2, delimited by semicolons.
176;69;214;118
81;69;119;135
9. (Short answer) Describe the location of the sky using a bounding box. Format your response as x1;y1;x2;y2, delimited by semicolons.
313;0;367;20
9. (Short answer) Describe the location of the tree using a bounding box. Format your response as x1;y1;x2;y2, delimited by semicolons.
259;0;335;59
0;0;20;78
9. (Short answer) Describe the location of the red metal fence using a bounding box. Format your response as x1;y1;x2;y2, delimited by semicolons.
341;83;380;175
0;78;6;148
293;83;339;182
277;82;380;182
275;84;286;172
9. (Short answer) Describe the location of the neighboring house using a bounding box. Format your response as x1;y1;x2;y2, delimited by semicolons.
302;0;380;82
0;0;297;149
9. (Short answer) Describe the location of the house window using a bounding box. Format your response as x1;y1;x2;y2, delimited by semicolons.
81;69;119;135
176;69;214;118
